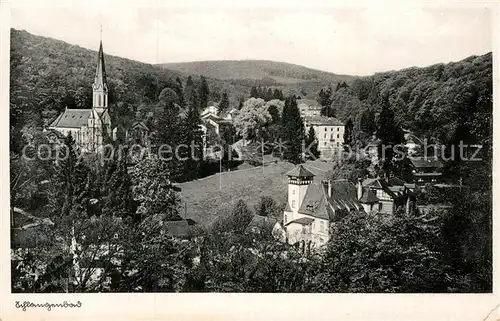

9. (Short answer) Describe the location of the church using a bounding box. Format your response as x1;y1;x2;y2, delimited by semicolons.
48;40;112;152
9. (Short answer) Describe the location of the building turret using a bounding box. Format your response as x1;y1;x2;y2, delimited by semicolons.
286;165;315;219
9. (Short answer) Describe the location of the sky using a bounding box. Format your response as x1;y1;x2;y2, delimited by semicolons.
8;1;494;76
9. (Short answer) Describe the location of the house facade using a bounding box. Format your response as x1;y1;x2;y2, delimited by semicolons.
303;116;344;158
48;40;112;152
409;156;444;185
283;165;364;249
283;165;413;250
297;99;322;117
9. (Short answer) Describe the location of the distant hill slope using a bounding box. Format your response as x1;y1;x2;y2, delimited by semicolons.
10;29;188;128
159;60;354;87
9;29;344;131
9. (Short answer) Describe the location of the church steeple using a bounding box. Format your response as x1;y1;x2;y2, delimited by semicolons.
92;38;108;113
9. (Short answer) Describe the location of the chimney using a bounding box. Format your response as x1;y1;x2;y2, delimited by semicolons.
328;180;332;197
357;178;363;200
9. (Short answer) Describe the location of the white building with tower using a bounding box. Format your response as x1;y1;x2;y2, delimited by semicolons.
282;164;413;251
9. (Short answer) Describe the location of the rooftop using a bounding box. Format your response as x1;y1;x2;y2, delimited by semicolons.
285;217;314;226
304;115;344;126
286;164;315;178
49;108;92;128
409;157;444;169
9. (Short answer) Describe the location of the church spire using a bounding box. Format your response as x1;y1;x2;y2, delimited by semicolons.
92;35;108;112
93;40;107;91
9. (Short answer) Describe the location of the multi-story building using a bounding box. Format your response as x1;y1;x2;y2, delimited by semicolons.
303;116;345;158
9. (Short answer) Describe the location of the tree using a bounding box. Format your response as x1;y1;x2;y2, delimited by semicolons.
273;88;284;100
218;91;230;113
317;86;333;108
281;96;305;164
130;156;180;220
376;104;405;173
180;89;204;182
233;98;272;139
154;88;183;181
48;133;90;218
229;200;254;234
305;126;320;160
343;118;354;146
101;155;137;219
254;196;280;218
198;76;210;110
250;86;259;98
359;108;377;136
74;87;92;108
313;210;460;292
238;97;244;110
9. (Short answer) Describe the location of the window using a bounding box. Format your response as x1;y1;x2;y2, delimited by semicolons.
324;134;326;138
292;189;295;195
337;127;339;131
98;95;101;107
320;221;325;232
330;127;333;131
292;200;295;208
331;134;333;139
324;127;327;131
337;134;339;139
324;142;327;146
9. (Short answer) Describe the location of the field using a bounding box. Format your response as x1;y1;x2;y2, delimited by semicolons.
178;160;334;226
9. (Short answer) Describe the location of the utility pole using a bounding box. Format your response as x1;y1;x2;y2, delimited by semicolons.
262;138;265;175
219;149;222;191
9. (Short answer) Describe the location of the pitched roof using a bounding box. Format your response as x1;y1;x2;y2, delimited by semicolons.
286;164;315;178
324;179;363;216
304;115;344;126
404;133;423;145
163;220;190;238
298;184;329;219
297;99;321;107
359;187;379;203
409;157;444;168
132;121;149;131
387;177;406;187
248;215;278;230
49;108;92;128
362;178;397;198
285;217;314;226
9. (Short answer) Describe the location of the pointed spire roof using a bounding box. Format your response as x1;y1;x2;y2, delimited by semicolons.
93;40;107;90
286;164;315;178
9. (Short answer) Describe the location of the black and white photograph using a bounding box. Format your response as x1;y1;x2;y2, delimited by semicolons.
4;0;496;307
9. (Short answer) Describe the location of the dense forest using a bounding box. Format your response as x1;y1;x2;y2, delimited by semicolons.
328;52;492;147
